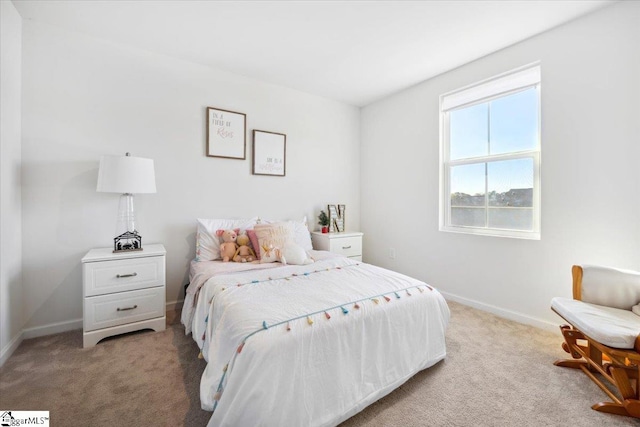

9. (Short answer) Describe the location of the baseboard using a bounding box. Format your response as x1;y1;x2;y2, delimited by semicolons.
439;291;558;333
0;331;24;367
22;318;83;340
166;299;184;312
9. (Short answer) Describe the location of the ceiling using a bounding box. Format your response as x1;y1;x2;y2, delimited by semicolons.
13;0;614;107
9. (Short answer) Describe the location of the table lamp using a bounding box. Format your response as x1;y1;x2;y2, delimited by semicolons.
97;152;156;252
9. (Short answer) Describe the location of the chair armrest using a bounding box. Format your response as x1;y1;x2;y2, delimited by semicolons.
574;265;640;310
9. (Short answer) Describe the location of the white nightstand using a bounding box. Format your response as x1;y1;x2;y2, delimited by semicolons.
81;244;166;348
311;232;363;261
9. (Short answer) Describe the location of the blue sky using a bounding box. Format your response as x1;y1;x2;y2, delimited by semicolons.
449;87;538;194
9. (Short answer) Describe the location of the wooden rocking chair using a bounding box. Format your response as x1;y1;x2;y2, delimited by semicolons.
551;265;640;418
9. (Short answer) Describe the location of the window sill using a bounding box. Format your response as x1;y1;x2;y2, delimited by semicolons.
439;225;540;240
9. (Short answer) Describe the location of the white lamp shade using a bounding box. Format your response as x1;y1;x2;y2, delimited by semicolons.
97;154;157;194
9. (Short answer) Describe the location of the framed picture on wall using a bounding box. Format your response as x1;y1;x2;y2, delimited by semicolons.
252;130;286;176
206;107;246;159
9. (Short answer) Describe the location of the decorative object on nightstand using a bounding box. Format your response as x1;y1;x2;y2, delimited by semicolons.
327;204;346;233
97;152;156;252
318;210;330;233
81;243;166;348
311;231;363;261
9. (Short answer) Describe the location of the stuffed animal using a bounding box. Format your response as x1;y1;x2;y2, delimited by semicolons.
233;232;256;263
216;229;239;262
260;242;280;263
279;242;314;266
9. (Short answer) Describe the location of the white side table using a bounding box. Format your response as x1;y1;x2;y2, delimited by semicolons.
311;232;363;261
81;244;166;348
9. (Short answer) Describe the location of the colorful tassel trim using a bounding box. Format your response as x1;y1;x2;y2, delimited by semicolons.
354;303;360;309
201;333;206;341
307;316;314;325
372;298;379;304
262;321;268;330
286;322;291;331
214;391;222;401
394;292;401;299
418;287;425;293
341;306;349;315
198;351;203;359
384;295;391;302
325;311;331;320
223;364;228;372
406;290;412;296
237;342;245;353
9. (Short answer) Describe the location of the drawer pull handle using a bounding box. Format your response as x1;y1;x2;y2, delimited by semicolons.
342;245;352;249
116;272;138;278
117;305;138;312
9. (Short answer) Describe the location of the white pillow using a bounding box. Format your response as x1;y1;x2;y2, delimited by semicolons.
195;217;258;261
257;216;312;251
291;216;313;251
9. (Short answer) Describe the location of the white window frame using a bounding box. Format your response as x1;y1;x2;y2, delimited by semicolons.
439;63;541;240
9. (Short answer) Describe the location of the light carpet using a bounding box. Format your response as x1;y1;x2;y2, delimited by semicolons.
1;302;637;426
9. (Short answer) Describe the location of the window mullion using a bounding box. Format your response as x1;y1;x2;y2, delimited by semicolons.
484;163;489;229
485;101;490;229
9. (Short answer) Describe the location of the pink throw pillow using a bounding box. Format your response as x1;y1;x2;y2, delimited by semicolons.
246;229;261;260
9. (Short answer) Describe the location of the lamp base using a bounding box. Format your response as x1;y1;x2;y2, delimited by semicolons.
113;230;143;253
113;248;143;254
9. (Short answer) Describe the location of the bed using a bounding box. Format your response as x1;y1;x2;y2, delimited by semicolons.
182;219;450;427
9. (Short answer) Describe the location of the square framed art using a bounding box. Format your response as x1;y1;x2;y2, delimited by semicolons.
206;107;246;159
252;130;286;176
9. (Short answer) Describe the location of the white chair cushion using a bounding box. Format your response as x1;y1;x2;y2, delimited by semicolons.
581;265;640;310
551;297;640;349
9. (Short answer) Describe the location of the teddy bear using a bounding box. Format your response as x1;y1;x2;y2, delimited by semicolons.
233;232;256;263
216;229;239;262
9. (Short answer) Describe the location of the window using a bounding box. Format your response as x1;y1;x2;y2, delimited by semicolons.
440;64;541;239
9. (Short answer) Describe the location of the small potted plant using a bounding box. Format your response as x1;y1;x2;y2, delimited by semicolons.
318;210;330;233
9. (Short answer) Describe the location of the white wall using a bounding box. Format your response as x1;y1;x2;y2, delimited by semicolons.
21;21;360;331
1;0;24;363
361;1;640;329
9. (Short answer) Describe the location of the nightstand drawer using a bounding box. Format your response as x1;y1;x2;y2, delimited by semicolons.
84;287;164;332
328;236;362;258
84;256;165;297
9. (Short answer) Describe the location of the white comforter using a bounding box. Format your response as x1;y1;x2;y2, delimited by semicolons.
184;255;450;427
